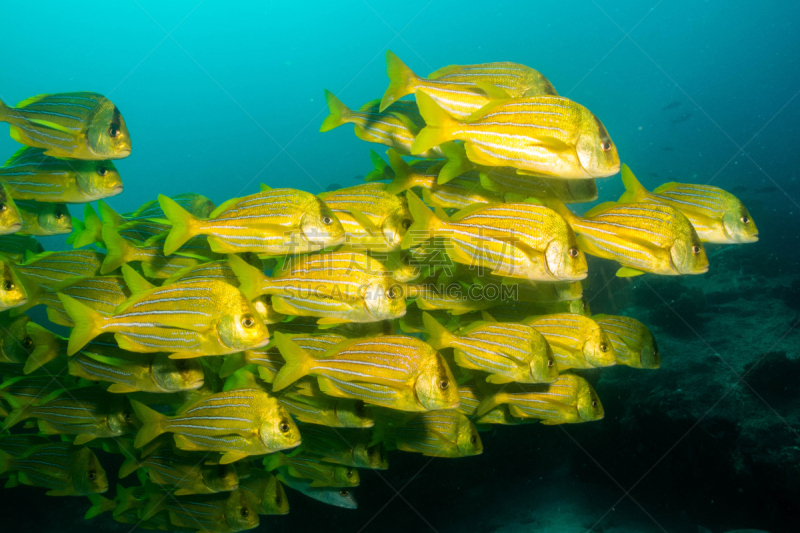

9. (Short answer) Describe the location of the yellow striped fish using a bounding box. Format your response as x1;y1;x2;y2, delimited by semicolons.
404;191;587;281
297;424;388;469
408;282;495;315
240;469;290;515
129;192;216;221
39;276;130;327
68;342;205;393
423;312;557;384
131;388;300;464
119;446;238;495
412;92;620;180
380;51;557;118
0;183;22;234
320;90;443;159
230;252;406;325
318;183;413;252
276;471;358;509
548;199;710;277
619;164;759;244
0;314;33;364
19;321;69;374
0;233;42;262
278;377;376;429
594;314;660;369
371;409;483;458
0;442;108;496
0;259;27;311
360;98;427;130
271;332;460;412
476;374;604;425
0;147;123;203
2;386;139;443
524;313;616;370
266;453;360;488
0;92;131;160
159;188;345;256
140;488;259;531
59;278;270;358
15;199;72;236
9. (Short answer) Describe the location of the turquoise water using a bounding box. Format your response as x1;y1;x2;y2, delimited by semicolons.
1;1;799;532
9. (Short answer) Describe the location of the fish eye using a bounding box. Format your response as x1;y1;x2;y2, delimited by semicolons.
108;127;120;138
740;215;750;224
322;216;333;226
691;245;701;254
22;337;33;349
218;466;228;477
123;412;132;422
367;448;375;458
0;203;5;212
88;470;96;480
386;286;401;300
547;359;554;368
401;219;412;230
470;434;477;444
354;400;366;414
339;490;349;497
240;507;249;518
275;494;282;505
568;247;580;258
438;379;449;390
241;315;256;328
97;167;108;176
600;141;612;152
591;400;598;408
176;360;188;370
345;469;353;478
3;281;14;291
55;210;64;219
279;420;290;433
599;343;608;353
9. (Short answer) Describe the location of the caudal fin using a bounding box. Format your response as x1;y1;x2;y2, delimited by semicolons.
411;92;458;155
0;98;9;122
160;194;201;255
421;311;455;350
85;494;116;519
438;142;473;184
271;332;314;391
58;293;107;355
401;190;442;249
22;322;60;374
1;392;33;430
380;51;419;111
618;163;648;203
476;391;509;417
228;253;269;300
130;400;167;448
73;204;104;248
319;90;354;133
100;223;133;274
385;149;417;195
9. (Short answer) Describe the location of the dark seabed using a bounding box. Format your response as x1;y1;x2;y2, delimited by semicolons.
1;1;799;532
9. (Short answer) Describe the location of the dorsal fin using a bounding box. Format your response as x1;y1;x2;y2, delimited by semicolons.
15;94;49;109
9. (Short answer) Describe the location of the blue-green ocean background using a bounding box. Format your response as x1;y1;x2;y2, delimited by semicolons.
2;1;800;532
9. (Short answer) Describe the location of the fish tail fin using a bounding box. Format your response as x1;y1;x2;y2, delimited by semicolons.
619;163;648;203
1;393;32;430
22;322;60;374
140;491;165;521
271;332;313;391
113;484;138;517
401;190;442;248
160;194;201;255
319;90;353;132
228;253;268;300
118;456;141;479
476;391;509;416
385;149;417;195
421;312;455;350
130;400;166;448
74;204;104;248
380;51;419;111
438;142;472;184
58;293;106;354
0;450;12;475
412;92;457;155
100;222;133;274
365;149;392;182
85;494;116;519
0;98;9;121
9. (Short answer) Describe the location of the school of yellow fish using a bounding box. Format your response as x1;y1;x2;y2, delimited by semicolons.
0;52;758;533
